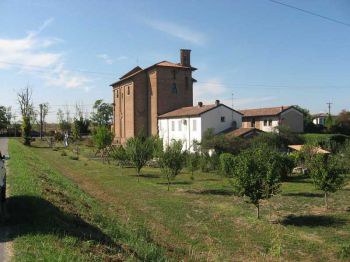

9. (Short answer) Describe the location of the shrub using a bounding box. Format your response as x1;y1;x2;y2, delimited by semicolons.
219;153;235;177
232;145;283;219
61;150;67;156
159;140;186;191
125;135;154;180
305;153;346;209
69;155;79;160
186;152;200;180
92;126;113;150
110;145;129;167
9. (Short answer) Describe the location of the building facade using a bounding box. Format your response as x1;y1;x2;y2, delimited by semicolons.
240;106;304;133
158;101;243;151
111;49;196;144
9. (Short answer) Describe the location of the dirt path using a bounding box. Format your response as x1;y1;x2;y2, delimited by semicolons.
0;137;12;262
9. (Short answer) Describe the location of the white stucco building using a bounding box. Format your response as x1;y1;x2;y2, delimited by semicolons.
158;100;243;151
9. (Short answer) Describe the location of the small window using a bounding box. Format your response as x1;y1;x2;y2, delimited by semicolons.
221;116;226;122
178;120;182;131
192;119;197;131
264;120;267;126
251;118;256;128
269;120;272;126
116;90;119;98
171;121;175;131
183;119;187;125
173;69;176;80
171;83;177;94
127;86;130;95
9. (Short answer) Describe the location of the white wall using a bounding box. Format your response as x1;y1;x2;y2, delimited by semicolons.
158;105;242;152
259;117;279;132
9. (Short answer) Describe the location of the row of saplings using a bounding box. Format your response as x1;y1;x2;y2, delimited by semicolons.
109;135;348;219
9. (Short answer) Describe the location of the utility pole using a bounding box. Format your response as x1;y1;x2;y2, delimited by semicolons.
39;104;43;140
326;102;332;116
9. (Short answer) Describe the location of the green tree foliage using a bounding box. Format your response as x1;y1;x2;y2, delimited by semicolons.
186;152;200;180
92;126;113;150
125;135;154;181
334;110;350;135
17;87;34;146
0;106;11;131
110;145;129;167
71;105;90;141
219;153;236;177
159;140;186;191
325;114;335;132
91;99;113;127
305;153;346;209
57;109;71;133
232;146;283;219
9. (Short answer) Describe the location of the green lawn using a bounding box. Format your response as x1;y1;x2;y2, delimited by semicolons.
4;139;350;261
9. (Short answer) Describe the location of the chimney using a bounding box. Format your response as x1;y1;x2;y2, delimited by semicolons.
180;49;191;67
215;100;220;106
198;101;203;107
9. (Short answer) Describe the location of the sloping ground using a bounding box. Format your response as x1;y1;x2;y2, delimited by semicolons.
4;140;167;261
6;139;350;261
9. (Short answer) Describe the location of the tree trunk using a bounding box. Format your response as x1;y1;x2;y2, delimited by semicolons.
324;192;328;210
256;203;260;219
137;169;140;182
167;176;170;191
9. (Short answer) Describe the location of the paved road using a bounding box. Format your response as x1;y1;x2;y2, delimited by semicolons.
0;137;9;262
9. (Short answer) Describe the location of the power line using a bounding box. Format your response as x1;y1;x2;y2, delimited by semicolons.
267;0;350;28
0;61;116;76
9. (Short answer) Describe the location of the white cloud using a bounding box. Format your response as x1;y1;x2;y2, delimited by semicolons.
145;19;206;45
194;78;277;109
0;18;90;90
96;54;114;64
194;78;228;99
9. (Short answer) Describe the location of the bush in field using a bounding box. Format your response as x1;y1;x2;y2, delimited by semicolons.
305;153;346;209
219;153;236;177
159;140;186;191
125;135;154;181
186;152;200;180
275;154;295;180
110;145;129;167
92;126;113;150
232;145;283;219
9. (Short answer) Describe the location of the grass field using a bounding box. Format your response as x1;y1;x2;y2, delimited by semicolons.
4;139;350;261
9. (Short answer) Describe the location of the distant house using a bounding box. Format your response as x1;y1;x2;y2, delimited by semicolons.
158;100;243;151
312;113;327;126
240;106;304;133
225;127;263;139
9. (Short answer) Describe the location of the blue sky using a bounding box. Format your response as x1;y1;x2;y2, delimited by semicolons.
0;0;349;121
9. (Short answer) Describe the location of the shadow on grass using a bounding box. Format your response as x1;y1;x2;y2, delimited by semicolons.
139;173;161;179
195;178;222;182
0;195;128;257
280;214;347;227
157;181;192;186
282;192;323;198
187;189;234;196
286;175;312;184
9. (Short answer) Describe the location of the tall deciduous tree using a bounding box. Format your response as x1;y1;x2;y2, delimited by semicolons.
159;140;186;191
0;106;11;132
125;135;154;181
232;146;283;219
17;87;34;145
91;99;113;127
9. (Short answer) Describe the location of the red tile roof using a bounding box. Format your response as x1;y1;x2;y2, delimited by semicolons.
111;60;196;86
158;104;217;118
240;106;291;117
225;127;262;137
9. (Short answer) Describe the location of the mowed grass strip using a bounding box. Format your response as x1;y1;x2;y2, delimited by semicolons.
6;139;350;261
4;139;168;261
